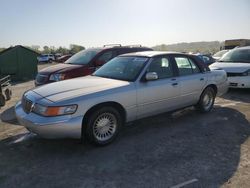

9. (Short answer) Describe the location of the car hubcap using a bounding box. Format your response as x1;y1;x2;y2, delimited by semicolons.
93;113;117;142
203;91;213;110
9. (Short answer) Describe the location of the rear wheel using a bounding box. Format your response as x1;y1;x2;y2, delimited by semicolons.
85;107;122;145
196;87;215;113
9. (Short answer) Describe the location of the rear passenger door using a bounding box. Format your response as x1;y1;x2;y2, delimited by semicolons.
173;56;207;106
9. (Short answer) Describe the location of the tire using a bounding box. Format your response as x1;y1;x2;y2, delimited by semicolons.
5;88;12;101
85;107;122;145
0;94;6;107
196;87;215;113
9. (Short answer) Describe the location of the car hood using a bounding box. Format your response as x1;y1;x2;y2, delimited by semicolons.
39;63;84;74
209;62;250;73
32;76;130;102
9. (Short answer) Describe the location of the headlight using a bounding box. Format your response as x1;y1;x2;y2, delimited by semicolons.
242;69;250;76
33;103;77;116
49;73;66;81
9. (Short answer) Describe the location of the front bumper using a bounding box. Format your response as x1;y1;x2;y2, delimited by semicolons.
228;76;250;88
217;80;229;96
15;102;83;139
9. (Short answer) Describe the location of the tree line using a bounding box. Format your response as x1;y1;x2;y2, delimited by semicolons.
152;41;223;54
0;44;85;55
0;41;224;55
28;44;85;55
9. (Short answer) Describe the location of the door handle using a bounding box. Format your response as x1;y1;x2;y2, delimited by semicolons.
172;82;178;86
200;78;204;81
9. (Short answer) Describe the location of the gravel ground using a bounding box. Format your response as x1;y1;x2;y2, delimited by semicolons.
0;67;249;187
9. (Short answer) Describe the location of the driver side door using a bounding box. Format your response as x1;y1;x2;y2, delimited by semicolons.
136;56;181;119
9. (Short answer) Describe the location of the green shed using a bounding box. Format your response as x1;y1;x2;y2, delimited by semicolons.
0;45;39;81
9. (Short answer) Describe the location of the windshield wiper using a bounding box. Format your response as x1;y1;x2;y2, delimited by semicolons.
94;75;129;81
218;60;250;63
218;60;237;62
94;75;115;79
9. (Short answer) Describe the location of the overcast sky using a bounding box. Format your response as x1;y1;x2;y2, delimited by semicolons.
0;0;250;48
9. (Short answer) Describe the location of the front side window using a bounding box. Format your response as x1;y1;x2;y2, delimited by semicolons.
175;57;200;76
93;56;148;81
147;57;173;79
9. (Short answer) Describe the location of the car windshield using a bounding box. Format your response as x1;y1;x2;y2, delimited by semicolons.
65;49;101;65
93;56;148;81
213;50;228;57
219;49;250;63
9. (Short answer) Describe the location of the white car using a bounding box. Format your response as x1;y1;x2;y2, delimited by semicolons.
210;46;250;88
212;50;229;60
37;54;55;63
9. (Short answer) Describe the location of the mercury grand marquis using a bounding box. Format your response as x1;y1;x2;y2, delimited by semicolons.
15;51;228;145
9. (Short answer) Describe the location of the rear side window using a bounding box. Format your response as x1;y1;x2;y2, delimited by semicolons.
175;57;200;76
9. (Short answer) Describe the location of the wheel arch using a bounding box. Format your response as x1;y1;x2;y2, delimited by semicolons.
81;101;127;134
205;84;218;95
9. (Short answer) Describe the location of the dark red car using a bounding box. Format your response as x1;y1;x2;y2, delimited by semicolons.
35;45;152;86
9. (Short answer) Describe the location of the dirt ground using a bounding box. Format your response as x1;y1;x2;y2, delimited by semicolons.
0;65;250;187
0;63;55;139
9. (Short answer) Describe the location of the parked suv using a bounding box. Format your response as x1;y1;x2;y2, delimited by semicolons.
35;45;153;86
37;54;55;63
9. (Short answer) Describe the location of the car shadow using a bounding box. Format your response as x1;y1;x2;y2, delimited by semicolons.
0;106;19;125
222;88;250;103
0;107;249;188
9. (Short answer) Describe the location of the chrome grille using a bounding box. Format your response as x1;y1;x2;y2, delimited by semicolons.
22;96;33;114
229;83;238;87
227;72;244;77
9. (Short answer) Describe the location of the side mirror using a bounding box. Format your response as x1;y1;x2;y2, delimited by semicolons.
145;72;158;81
94;60;105;66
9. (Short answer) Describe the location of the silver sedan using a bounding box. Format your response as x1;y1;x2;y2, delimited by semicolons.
15;51;228;145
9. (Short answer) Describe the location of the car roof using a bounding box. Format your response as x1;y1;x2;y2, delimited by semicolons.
87;46;152;52
119;51;185;57
234;46;250;50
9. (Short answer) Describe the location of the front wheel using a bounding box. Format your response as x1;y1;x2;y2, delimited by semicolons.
196;87;215;113
0;94;6;107
5;88;12;101
85;107;122;145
